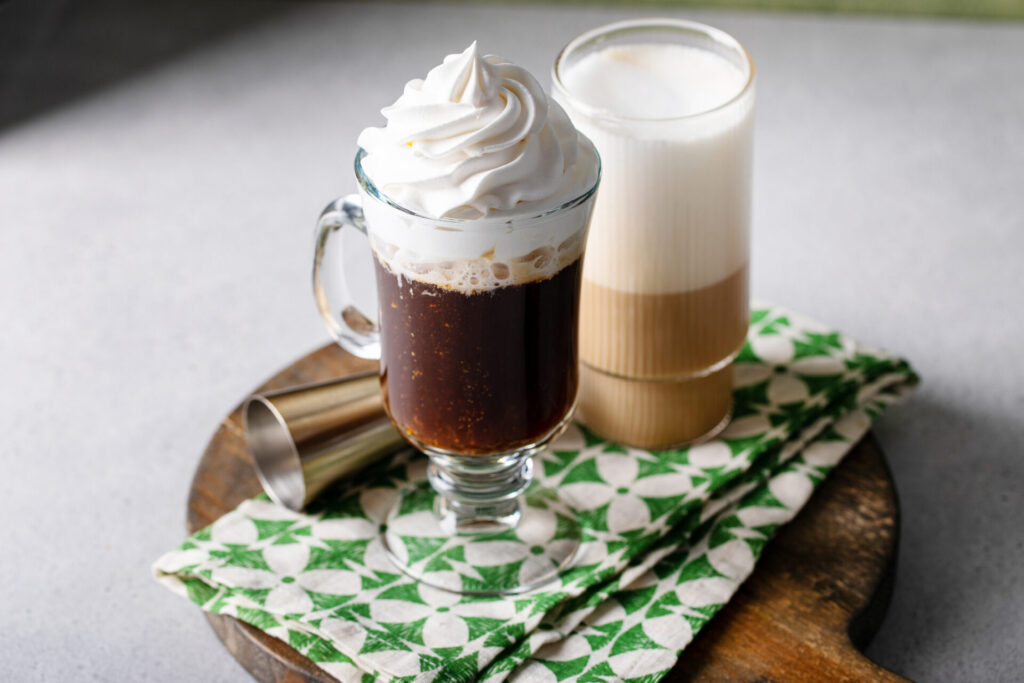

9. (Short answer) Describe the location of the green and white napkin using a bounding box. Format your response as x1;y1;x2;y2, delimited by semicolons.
154;305;917;682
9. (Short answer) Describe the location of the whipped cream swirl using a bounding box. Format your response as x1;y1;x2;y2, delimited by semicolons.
357;42;598;219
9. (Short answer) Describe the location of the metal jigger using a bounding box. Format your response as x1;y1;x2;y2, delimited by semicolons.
243;371;408;511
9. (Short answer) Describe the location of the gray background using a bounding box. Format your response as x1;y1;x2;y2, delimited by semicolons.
1;1;1022;680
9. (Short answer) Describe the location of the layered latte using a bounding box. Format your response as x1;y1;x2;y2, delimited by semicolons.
554;27;755;447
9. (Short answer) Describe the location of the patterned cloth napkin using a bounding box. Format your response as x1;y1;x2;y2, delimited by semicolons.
154;305;916;682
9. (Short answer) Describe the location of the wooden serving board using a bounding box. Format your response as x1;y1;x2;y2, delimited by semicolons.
187;344;905;682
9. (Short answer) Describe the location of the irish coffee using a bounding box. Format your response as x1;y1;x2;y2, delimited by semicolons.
554;21;755;448
376;257;582;454
315;42;600;592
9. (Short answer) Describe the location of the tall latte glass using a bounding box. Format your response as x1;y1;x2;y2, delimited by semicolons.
313;36;602;600
553;19;755;448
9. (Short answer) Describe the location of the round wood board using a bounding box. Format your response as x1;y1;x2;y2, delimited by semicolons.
187;343;905;682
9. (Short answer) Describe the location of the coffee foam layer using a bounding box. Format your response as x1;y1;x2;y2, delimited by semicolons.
363;186;589;293
554;41;754;294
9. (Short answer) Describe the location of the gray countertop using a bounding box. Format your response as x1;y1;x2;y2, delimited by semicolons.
1;2;1022;680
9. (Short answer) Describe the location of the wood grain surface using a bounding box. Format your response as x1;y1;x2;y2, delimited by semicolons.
187;343;904;682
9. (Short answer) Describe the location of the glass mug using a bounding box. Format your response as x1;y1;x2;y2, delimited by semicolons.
313;148;599;594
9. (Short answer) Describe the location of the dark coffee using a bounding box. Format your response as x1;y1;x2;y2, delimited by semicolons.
375;257;583;455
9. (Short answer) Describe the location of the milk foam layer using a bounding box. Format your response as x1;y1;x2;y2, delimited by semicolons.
555;42;753;294
357;43;599;293
563;44;747;119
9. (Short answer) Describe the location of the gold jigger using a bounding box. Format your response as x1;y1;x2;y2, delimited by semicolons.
243;372;408;511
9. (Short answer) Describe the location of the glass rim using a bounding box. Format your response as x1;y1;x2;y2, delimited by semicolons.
552;17;756;125
354;148;601;229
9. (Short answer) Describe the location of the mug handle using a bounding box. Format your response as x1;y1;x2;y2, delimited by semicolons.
312;195;381;360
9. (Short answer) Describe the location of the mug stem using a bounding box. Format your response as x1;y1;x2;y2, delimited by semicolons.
428;456;533;535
